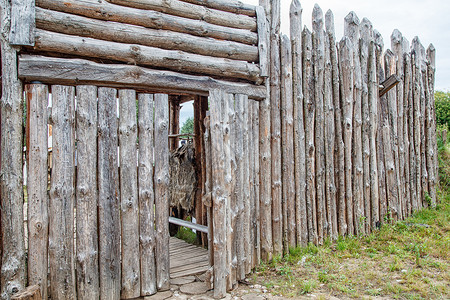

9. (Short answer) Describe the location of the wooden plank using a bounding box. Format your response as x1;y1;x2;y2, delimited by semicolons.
49;85;76;300
154;94;170;291
168;217;208;234
107;0;256;31
1;0;26;296
98;87;121;300
35;7;258;62
36;0;258;45
75;85;99;300
25;84;49;300
170;265;209;278
18;55;267;100
379;75;401;97
180;0;256;16
9;0;35;46
256;6;269;77
31;29;261;83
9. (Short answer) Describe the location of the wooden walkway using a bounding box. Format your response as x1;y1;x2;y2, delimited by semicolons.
170;237;209;279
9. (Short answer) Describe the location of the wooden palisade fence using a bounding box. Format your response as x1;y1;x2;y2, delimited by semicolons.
0;0;437;299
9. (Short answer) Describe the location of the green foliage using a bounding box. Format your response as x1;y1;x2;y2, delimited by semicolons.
435;91;450;130
180;117;194;134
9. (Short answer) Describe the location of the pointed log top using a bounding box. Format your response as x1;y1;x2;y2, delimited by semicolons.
360;17;373;41
281;33;290;44
391;29;402;45
412;36;422;49
427;44;436;67
339;36;352;49
303;25;311;35
290;0;302;14
344;11;360;44
345;11;360;26
385;48;394;58
312;4;324;29
325;9;335;34
374;29;384;49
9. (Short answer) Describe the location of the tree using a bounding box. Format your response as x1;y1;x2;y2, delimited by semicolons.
435;91;450;130
180;117;194;135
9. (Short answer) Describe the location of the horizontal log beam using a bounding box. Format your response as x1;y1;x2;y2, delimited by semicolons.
168;217;208;234
106;0;256;31
379;74;400;97
180;0;256;16
31;29;262;82
18;55;267;100
35;0;257;45
35;8;258;62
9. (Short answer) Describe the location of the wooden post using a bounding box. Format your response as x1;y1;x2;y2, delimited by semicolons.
1;0;26;296
26;84;49;300
75;85;100;300
419;42;429;207
169;96;180;151
49;85;76;300
154;94;170;291
290;0;307;246
9;0;35;46
426;44;437;207
303;27;317;244
98;87;121;300
313;4;326;243
251;101;261;266
138;93;157;296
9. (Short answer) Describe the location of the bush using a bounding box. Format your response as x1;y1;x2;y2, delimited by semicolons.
435;91;450;130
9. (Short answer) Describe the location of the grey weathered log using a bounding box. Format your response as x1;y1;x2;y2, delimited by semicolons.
26;84;49;300
326;10;342;238
258;0;272;261
1;0;26;296
31;29;262;83
313;4;326;243
18;55;267;100
228;94;237;286
339;37;354;235
97;87;121;300
404;52;414;216
180;0;256;16
402;37;411;216
290;0;306;246
49;85;76;300
35;7;258;62
75;85;100;300
107;0;256;31
379;75;400;97
241;94;251;274
154;94;170;291
426;44;437;207
281;34;296;248
256;6;269;77
9;0;35;45
418;40;429;207
119;90;140;299
251;101;261;265
203;115;214;269
36;0;258;45
138;93;157;296
303;27;316;243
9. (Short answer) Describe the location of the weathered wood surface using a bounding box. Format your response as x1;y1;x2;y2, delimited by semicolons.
242;95;252;274
97;87;121;300
9;0;35;46
256;6;269;77
169;237;209;279
25;84;48;300
404;51;414;216
379;75;401;97
36;0;258;45
251;101;261;266
35;7;258;62
32;29;261;83
75;85;100;300
1;0;26;296
203;115;214;270
291;0;306;246
154;94;170;291
18;55;267;100
119;90;140;299
402;37;411;216
49;85;76;300
11;285;41;300
138;93;157;296
180;0;256;16
107;0;256;31
426;44;437;207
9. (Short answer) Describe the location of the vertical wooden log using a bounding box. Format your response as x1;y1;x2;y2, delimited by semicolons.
251;101;261;266
1;0;26;296
270;0;282;256
324;21;336;240
203;114;214;268
248;100;255;270
281;34;296;249
209;89;228;298
194;96;205;245
119;89;140;299
290;0;306;246
419;43;429;207
199;97;209;245
426;44;437;207
360;18;373;232
234;94;244;280
258;0;273;262
154;94;170;291
256;6;269;77
312;4;325;243
391;30;406;219
76;85;99;300
241;94;251;274
49;85;76;300
326;10;344;237
26;84;48;300
303;27;316;244
98;87;121;300
345;12;363;235
228;96;236;287
9;0;35;46
225;93;233;289
339;37;354;236
138;93;157;296
368;41;380;229
169;96;180;151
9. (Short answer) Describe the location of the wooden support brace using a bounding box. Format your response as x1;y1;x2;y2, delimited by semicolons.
379;74;400;97
11;285;42;300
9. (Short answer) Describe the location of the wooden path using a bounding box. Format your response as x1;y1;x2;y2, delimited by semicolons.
170;237;209;279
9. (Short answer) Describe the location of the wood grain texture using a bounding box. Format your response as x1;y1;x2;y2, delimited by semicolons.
49;85;76;300
9;0;35;46
180;0;256;16
97;87;121;300
25;84;49;300
251;101;261;266
75;85;100;300
426;44;437;207
256;6;269;77
11;285;41;300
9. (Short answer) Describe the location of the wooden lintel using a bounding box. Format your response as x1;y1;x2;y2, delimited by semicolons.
379;74;400;97
168;217;208;234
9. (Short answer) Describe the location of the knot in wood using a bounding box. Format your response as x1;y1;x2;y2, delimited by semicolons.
35;222;43;231
127;200;133;208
